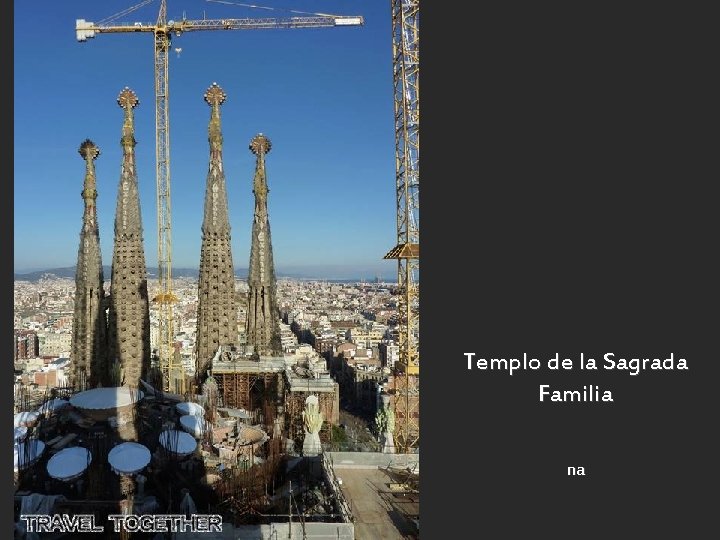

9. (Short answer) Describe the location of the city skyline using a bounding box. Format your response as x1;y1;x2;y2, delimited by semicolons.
13;264;396;281
14;0;397;278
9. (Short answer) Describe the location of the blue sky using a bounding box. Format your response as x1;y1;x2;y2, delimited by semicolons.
14;0;398;279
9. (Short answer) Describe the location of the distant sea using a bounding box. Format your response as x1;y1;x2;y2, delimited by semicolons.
13;266;396;284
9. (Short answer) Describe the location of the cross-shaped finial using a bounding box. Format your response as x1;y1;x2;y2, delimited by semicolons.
117;87;139;110
250;133;271;156
204;82;226;108
78;139;100;161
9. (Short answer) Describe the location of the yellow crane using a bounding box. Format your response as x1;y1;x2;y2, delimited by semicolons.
76;0;363;393
384;0;419;452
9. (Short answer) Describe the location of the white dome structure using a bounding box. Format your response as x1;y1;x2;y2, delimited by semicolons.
159;430;197;457
46;447;92;482
14;411;39;428
13;426;28;442
71;387;144;409
179;415;212;438
38;398;71;415
14;440;46;471
176;402;205;417
108;442;151;475
70;387;144;422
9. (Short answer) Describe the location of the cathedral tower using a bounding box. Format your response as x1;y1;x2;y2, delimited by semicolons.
195;83;238;378
70;139;108;389
245;134;282;357
107;88;151;388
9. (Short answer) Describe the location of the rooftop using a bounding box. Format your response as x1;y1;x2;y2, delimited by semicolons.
336;467;419;540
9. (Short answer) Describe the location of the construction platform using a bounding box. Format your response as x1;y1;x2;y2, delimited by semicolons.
336;468;419;540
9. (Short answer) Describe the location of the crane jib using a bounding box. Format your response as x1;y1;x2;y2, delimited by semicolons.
76;16;363;41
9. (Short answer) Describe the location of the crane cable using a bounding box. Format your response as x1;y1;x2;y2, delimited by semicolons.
98;0;156;25
205;0;343;18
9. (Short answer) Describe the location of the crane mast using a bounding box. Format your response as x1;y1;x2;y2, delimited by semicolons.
153;1;178;393
76;1;363;394
385;0;419;453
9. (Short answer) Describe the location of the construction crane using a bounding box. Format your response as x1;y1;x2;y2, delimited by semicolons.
76;0;364;393
384;0;419;453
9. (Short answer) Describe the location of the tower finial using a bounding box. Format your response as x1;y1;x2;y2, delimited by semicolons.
79;139;100;162
117;87;139;110
118;87;139;148
204;83;226;147
79;139;100;205
250;134;271;156
204;82;226;108
250;134;271;199
78;139;100;208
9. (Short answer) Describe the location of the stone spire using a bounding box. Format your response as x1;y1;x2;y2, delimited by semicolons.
107;87;151;388
195;83;238;379
245;134;282;357
70;139;108;389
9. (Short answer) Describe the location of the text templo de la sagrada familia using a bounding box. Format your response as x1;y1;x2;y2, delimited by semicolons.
463;352;689;402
